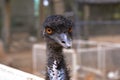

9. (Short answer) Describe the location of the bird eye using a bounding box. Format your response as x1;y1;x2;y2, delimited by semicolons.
45;27;53;34
68;27;72;33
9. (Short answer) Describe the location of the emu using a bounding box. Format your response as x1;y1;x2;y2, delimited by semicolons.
42;15;73;80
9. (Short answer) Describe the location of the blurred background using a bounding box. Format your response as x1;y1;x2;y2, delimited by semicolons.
0;0;120;80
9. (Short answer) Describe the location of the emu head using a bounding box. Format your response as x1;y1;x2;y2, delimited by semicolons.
43;15;73;49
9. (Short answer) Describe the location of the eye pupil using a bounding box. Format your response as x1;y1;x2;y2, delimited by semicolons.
46;27;53;34
48;29;51;32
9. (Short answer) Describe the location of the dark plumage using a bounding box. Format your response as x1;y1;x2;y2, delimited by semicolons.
42;15;73;80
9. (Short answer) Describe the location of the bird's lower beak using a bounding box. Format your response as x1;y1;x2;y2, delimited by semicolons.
55;33;72;49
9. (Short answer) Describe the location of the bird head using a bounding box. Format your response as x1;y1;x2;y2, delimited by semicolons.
43;15;73;49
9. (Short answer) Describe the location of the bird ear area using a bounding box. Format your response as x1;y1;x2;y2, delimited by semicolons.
45;27;54;35
68;27;72;33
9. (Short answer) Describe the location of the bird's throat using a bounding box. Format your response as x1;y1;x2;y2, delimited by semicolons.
46;43;69;80
46;43;64;67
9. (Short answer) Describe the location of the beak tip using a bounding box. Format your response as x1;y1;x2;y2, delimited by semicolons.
63;42;72;49
67;47;71;49
65;46;72;49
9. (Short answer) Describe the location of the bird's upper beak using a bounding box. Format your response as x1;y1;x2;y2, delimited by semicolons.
55;33;72;49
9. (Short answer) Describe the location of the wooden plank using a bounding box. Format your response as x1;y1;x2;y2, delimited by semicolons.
78;0;120;3
0;64;45;80
1;0;11;52
83;4;90;40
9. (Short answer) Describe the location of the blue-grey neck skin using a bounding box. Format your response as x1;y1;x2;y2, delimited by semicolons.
45;43;70;80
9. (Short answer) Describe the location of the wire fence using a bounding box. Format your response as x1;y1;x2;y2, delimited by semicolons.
73;40;120;80
73;20;120;40
32;40;120;80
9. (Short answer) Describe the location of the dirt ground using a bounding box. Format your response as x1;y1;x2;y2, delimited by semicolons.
1;35;120;77
0;41;34;74
0;50;33;73
0;40;46;77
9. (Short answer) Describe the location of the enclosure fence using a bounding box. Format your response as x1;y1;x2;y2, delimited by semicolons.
33;40;120;80
73;40;120;80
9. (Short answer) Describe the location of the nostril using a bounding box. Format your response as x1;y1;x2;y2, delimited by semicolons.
62;41;65;44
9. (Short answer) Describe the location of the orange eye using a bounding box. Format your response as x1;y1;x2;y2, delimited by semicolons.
45;27;53;34
68;27;72;32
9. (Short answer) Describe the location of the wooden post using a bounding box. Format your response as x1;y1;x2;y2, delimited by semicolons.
53;0;65;15
1;0;11;52
49;0;54;15
72;51;78;80
83;4;90;40
37;0;44;40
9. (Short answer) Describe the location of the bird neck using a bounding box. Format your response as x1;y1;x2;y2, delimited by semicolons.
47;43;63;54
46;43;70;80
46;43;64;65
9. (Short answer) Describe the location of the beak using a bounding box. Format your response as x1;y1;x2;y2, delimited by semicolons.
55;33;72;49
